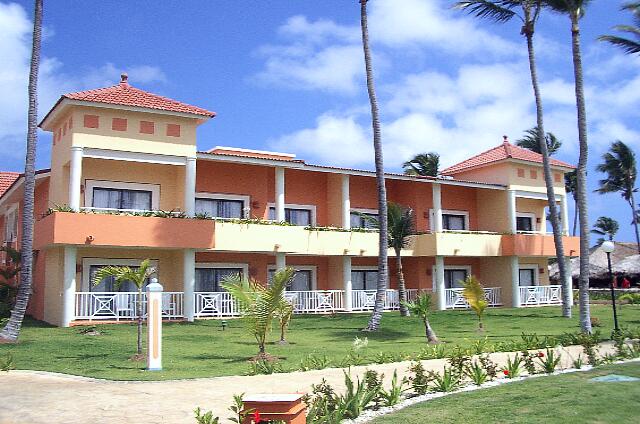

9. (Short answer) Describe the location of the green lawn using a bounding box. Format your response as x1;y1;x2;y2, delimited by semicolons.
1;305;639;380
372;361;640;424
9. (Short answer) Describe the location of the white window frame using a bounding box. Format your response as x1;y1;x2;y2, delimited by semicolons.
429;209;470;232
518;264;540;287
431;265;473;291
3;203;19;243
267;202;317;226
195;262;249;291
351;266;378;291
195;192;251;218
268;264;317;290
515;212;537;233
84;180;160;212
81;258;159;291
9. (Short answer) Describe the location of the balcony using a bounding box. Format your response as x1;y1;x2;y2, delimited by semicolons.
503;234;580;257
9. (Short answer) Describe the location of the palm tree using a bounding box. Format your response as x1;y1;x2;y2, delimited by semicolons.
544;0;593;333
93;259;155;357
461;275;489;331
455;0;572;319
590;216;619;246
387;202;415;317
359;0;389;332
275;297;294;344
0;247;21;313
403;153;440;177
516;127;562;155
599;2;640;55
595;140;639;253
1;0;43;343
401;293;438;343
564;169;578;236
223;267;294;358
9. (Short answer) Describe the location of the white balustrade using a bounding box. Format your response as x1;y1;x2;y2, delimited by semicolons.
194;291;239;318
284;290;344;313
444;287;502;310
519;285;562;307
75;292;184;321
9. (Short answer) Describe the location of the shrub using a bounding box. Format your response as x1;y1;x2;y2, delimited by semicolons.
520;350;538;375
408;361;431;396
447;346;471;379
363;370;384;410
0;353;14;372
536;349;561;374
300;353;331;371
466;360;488;386
619;293;640;304
471;337;492;355
379;371;408;407
430;367;460;392
228;393;250;424
304;380;343;424
340;371;379;420
501;355;522;379
478;354;498;381
193;408;219;424
247;359;282;375
572;354;584;369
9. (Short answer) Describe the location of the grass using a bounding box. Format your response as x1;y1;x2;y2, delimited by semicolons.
372;361;640;424
0;305;639;381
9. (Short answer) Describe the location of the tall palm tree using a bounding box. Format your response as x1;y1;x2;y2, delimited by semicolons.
599;2;640;55
403;152;440;177
564;169;578;236
359;0;389;332
595;140;639;253
401;293;438;343
590;216;619;246
1;0;43;343
544;0;593;333
455;0;572;318
93;259;155;357
387;202;414;317
516;127;562;155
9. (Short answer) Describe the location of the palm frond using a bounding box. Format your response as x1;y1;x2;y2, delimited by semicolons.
598;35;640;55
462;275;489;326
402;152;440;177
515;126;562;155
387;202;415;251
455;0;519;23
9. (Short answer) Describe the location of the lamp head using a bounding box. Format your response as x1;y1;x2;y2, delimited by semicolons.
601;241;615;254
150;277;159;284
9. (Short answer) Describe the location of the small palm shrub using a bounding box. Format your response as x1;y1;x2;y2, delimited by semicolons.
466;360;488;385
462;275;489;331
430;367;460;392
502;355;522;379
340;371;379;419
401;293;438;343
379;371;408;406
572;355;584;369
537;349;562;373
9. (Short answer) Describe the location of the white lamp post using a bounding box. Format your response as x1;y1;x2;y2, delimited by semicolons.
601;241;620;333
146;277;163;371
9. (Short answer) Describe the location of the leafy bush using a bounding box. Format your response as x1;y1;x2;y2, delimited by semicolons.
470;337;492;355
193;408;219;424
447;346;471;379
520;350;538;375
228;393;250;424
247;359;282;375
430;367;460;392
619;293;640;304
304;380;343;424
572;355;584;369
501;355;522;379
379;371;408;406
340;371;379;419
300;353;331;371
478;354;498;381
408;361;431;396
465;360;488;386
536;349;561;374
0;353;14;372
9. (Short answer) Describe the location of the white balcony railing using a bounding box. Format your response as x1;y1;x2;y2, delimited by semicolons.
444;287;502;309
74;292;184;320
519;285;562;306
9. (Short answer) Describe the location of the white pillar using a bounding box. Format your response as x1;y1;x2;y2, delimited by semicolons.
511;256;521;308
62;246;77;327
432;183;442;232
146;281;163;371
275;167;285;222
341;174;351;229
69;146;83;211
276;252;286;271
343;256;352;311
564;256;573;306
435;256;446;310
507;189;517;234
560;195;569;236
183;249;195;322
184;157;196;217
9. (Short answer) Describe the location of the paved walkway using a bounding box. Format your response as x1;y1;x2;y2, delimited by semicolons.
0;343;615;424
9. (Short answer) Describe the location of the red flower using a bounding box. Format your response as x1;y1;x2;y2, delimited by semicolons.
538;352;545;358
503;370;509;376
253;410;261;423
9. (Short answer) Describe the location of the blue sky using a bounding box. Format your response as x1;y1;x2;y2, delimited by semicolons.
1;0;638;243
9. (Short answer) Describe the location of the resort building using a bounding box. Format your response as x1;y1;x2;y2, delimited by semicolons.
0;75;579;326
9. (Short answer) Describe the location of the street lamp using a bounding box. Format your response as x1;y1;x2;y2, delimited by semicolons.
601;241;620;333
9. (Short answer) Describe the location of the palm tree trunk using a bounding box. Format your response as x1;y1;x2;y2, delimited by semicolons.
137;288;143;356
628;191;640;253
423;318;438;344
1;0;43;343
395;249;409;317
570;12;592;333
572;196;578;236
360;0;388;332
522;9;571;318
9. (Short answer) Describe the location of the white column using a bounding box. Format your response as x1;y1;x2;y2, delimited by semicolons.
560;195;569;236
564;256;573;306
183;249;195;322
341;174;351;229
511;256;521;307
432;183;443;232
276;252;286;271
435;256;446;310
146;281;163;371
507;189;517;234
275;167;285;222
69;146;83;211
343;256;352;311
184;157;196;217
61;246;77;327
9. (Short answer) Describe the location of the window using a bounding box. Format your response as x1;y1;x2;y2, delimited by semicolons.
92;188;152;211
196;198;244;219
516;216;534;232
195;267;244;292
4;205;18;242
350;211;378;229
351;269;378;290
83;114;99;129
90;265;145;292
268;267;315;291
166;124;181;137
519;268;537;286
140;120;155;134
112;118;127;131
443;213;466;231
444;269;468;289
268;206;313;226
82;259;158;291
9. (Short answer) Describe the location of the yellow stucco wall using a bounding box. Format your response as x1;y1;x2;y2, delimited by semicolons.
476;188;509;233
43;247;64;326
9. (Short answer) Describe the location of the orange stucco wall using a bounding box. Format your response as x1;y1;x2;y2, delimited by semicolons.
441;185;479;230
284;169;329;226
387;179;433;232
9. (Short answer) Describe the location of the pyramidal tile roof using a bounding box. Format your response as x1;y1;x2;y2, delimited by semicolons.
441;136;575;175
58;74;215;118
0;172;20;197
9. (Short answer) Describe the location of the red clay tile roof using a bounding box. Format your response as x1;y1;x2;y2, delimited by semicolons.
0;172;20;197
58;74;215;118
441;137;575;175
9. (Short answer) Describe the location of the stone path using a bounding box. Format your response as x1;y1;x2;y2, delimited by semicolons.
0;343;615;424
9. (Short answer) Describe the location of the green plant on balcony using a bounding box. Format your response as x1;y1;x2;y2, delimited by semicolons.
462;275;489;332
